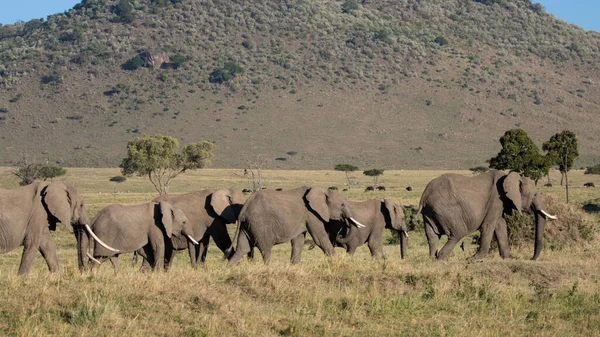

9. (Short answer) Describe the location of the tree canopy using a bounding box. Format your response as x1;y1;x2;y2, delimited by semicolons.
363;168;384;185
542;130;579;174
13;159;66;186
489;129;550;182
120;134;215;194
585;164;600;175
335;163;359;187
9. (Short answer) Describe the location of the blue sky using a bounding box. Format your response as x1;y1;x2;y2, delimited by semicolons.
0;1;598;32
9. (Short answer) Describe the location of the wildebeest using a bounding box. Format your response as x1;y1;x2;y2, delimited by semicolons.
406;186;413;191
365;186;375;192
376;185;386;191
584;182;595;188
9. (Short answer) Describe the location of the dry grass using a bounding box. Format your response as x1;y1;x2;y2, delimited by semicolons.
0;167;599;336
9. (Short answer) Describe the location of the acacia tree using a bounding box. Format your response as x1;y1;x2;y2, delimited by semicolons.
363;168;384;185
335;163;359;187
109;176;127;193
489;129;551;183
543;130;578;203
120;134;215;195
12;156;66;186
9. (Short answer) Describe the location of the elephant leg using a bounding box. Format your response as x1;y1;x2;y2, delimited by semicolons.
494;217;512;259
38;231;59;273
109;255;120;271
164;242;176;271
18;237;40;276
258;244;273;265
424;217;440;258
140;246;154;272
346;239;359;255
306;222;335;256
228;230;252;265
472;218;497;260
132;251;139;266
187;239;200;268
198;233;211;266
290;232;306;264
435;236;461;260
367;236;384;259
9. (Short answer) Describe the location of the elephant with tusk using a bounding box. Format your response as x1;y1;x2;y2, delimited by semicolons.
419;170;557;261
228;186;363;265
77;201;194;272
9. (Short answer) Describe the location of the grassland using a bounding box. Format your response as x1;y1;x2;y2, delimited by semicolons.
0;167;599;336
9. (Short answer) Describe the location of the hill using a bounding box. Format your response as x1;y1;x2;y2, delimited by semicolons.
1;0;599;169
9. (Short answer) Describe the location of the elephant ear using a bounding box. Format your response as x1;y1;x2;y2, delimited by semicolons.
41;183;72;227
383;199;397;229
159;201;174;238
503;172;522;213
211;189;236;223
305;187;330;222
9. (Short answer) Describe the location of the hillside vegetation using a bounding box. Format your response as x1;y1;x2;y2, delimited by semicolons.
0;168;599;336
0;0;599;168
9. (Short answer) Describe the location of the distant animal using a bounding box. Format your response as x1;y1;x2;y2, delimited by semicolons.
228;187;364;265
242;188;253;194
342;188;348;192
328;186;338;190
584;182;595;188
365;186;375;192
376;185;386;191
275;188;284;191
0;182;92;275
419;170;557;261
406;186;413;191
543;183;553;187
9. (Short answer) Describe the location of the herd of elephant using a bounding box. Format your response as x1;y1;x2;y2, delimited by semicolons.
0;169;558;275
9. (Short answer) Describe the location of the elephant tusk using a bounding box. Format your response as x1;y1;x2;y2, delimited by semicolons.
84;224;120;252
349;217;366;228
540;209;558;220
186;234;200;245
86;252;101;265
403;230;409;238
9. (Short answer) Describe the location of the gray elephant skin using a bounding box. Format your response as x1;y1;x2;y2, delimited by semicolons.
78;201;193;271
331;199;408;259
228;186;362;265
0;182;89;275
419;170;557;260
151;188;246;268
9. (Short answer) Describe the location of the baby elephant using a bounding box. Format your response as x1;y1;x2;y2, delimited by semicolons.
77;201;196;272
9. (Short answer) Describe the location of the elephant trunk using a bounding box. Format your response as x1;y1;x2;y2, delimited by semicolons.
532;212;546;261
335;220;355;245
75;226;90;271
399;230;407;259
531;197;554;261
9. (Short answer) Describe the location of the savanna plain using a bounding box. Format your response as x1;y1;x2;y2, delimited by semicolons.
0;167;599;337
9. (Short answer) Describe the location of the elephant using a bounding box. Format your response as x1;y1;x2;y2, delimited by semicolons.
328;199;408;259
228;186;364;265
419;170;557;260
0;182;91;275
77;200;195;271
146;188;246;269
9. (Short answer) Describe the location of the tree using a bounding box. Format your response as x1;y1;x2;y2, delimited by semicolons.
543;130;579;203
120;134;215;195
585;164;600;175
113;0;135;23
469;166;489;174
109;176;127;193
363;168;384;185
341;0;359;13
12;157;66;186
489;129;550;183
335;164;359;187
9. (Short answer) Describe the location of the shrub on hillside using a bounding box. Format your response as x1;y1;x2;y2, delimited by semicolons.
584;164;600;175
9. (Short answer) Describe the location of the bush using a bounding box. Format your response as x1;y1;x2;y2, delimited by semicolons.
433;36;448;46
209;62;244;84
341;0;359;13
121;55;145;71
585;164;600;175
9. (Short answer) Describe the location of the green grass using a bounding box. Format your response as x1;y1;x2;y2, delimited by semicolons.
0;168;599;336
